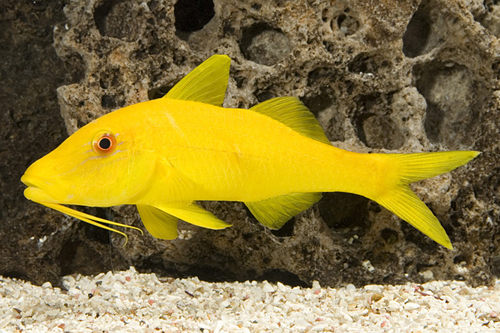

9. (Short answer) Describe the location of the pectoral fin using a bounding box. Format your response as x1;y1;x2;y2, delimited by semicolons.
246;192;322;229
137;204;178;239
154;158;197;203
159;202;232;230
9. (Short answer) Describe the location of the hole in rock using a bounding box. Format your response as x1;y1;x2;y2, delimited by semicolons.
403;1;432;57
380;228;399;245
94;0;138;41
174;0;215;33
302;92;345;142
240;23;290;66
255;89;274;102
319;192;370;238
148;84;174;100
353;94;404;150
348;52;388;74
453;254;469;265
401;220;438;252
335;13;359;35
2;271;31;281
251;3;261;11
271;217;296;237
101;95;117;108
31;0;48;11
357;114;405;150
415;62;485;149
369;251;399;268
99;67;121;89
302;93;333;116
307;67;335;85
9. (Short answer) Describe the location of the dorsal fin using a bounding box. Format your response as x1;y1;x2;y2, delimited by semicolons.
250;97;331;145
164;54;231;107
246;192;322;229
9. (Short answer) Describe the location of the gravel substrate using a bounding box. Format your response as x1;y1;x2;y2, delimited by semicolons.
1;267;500;332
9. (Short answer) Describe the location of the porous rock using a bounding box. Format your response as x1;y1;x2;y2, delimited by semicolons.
3;0;500;288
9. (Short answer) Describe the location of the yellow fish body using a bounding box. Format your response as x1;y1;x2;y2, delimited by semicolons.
21;55;479;249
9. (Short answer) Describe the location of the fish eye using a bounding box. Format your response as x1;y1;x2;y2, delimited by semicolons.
93;132;117;155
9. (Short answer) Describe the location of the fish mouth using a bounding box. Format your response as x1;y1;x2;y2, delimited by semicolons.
21;173;44;188
21;174;59;203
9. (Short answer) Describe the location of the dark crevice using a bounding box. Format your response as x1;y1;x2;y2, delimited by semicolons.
94;0;119;36
255;89;274;102
101;94;117;108
319;192;370;238
348;52;389;74
148;84;173;100
174;0;215;33
257;269;310;287
271;218;296;237
302;93;333;117
2;271;31;281
403;1;432;58
380;228;399;245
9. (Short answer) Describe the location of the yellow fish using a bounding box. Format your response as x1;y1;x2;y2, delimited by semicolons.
21;55;479;249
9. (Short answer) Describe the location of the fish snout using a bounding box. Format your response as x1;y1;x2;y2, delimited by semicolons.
21;173;59;203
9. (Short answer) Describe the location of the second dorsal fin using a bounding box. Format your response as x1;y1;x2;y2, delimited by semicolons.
164;54;231;107
250;97;331;145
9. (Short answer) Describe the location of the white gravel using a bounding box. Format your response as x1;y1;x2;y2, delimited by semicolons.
1;267;500;332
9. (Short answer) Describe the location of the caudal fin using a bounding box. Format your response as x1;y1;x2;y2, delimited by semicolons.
375;151;480;249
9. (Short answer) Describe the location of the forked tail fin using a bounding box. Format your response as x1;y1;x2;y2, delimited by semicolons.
374;151;480;249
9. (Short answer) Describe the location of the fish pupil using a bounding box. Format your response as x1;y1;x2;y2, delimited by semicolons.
99;137;111;150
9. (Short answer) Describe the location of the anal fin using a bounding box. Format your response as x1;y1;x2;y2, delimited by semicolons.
137;204;178;239
245;192;322;229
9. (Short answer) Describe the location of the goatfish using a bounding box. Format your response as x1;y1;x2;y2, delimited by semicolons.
21;54;479;249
